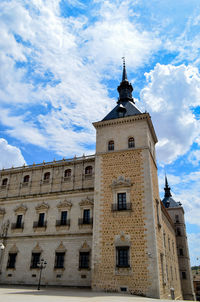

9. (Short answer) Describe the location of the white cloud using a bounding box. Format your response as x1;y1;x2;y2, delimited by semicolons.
188;150;200;166
0;0;162;158
141;63;200;164
0;138;25;169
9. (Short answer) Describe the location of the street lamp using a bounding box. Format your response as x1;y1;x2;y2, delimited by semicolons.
0;243;5;274
37;258;47;290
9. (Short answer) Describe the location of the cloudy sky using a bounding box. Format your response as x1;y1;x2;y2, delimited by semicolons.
0;0;200;265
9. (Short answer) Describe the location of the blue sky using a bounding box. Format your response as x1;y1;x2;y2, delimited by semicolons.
0;0;200;266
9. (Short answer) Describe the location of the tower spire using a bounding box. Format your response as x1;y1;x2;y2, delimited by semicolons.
122;57;127;81
117;58;134;103
164;175;172;198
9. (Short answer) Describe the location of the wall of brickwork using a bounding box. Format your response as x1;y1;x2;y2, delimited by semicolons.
92;149;154;296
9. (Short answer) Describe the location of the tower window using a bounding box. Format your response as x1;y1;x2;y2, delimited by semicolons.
85;166;92;175
116;246;129;268
44;172;50;181
176;228;181;236
175;215;179;223
64;169;71;178
61;211;67;225
179;248;184;256
182;271;187;279
108;140;114;151
2;178;8;186
23;175;30;183
7;253;17;269
128;137;135;148
117;193;127;210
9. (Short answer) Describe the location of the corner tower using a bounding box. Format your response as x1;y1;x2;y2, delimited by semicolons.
92;61;162;297
162;177;195;300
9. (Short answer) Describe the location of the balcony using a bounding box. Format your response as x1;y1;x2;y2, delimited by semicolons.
56;219;70;227
33;221;47;229
11;222;24;230
111;203;132;211
78;218;93;225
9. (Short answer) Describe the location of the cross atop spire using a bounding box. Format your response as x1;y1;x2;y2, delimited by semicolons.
164;175;172;198
122;57;128;81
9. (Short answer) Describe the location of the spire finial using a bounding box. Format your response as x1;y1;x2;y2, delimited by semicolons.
164;174;172;198
122;57;127;81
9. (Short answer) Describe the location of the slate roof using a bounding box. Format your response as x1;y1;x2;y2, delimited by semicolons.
102;101;142;121
162;196;181;208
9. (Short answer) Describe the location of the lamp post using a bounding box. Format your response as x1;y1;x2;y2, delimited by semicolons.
37;258;47;290
0;242;5;274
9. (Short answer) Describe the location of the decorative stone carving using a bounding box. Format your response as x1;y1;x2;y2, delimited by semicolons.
115;232;130;246
111;176;132;188
32;242;42;252
14;205;27;214
79;197;94;207
80;241;90;252
57;200;72;210
56;241;66;252
1;220;9;237
35;202;49;213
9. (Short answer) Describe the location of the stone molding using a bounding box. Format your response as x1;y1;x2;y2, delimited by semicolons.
79;197;94;207
80;241;91;252
111;176;132;189
57;200;72;210
14;205;27;214
56;241;66;252
35;202;49;213
32;242;42;252
9;244;18;253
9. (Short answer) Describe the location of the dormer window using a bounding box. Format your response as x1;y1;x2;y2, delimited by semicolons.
108;140;114;151
128;137;135;148
64;169;71;178
23;175;30;183
85;166;93;175
2;178;8;186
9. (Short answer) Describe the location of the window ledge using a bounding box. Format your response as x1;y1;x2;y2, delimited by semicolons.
78;267;90;271
54;267;65;271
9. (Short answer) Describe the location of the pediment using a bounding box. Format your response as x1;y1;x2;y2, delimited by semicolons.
14;205;27;214
57;200;72;210
56;241;66;252
79;197;94;207
80;241;90;251
35;202;49;212
111;176;132;188
0;208;5;216
32;242;42;252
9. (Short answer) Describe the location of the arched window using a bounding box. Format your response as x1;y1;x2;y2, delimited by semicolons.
108;140;114;151
85;166;93;175
64;169;71;178
128;137;135;148
23;175;30;183
44;172;50;181
2;178;8;186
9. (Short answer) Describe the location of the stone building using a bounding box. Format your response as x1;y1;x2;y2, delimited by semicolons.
0;62;195;300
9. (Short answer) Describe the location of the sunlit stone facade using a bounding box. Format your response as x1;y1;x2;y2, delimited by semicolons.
0;65;195;299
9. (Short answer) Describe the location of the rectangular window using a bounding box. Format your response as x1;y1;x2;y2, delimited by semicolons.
179;248;184;256
7;253;17;269
116;247;129;267
117;193;126;210
160;253;165;284
31;253;40;268
182;271;187;279
175;215;179;223
16;215;22;228
83;209;90;224
55;252;65;268
38;213;45;227
61;211;67;225
79;252;89;269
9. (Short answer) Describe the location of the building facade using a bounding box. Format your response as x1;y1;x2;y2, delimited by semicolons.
0;63;195;300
